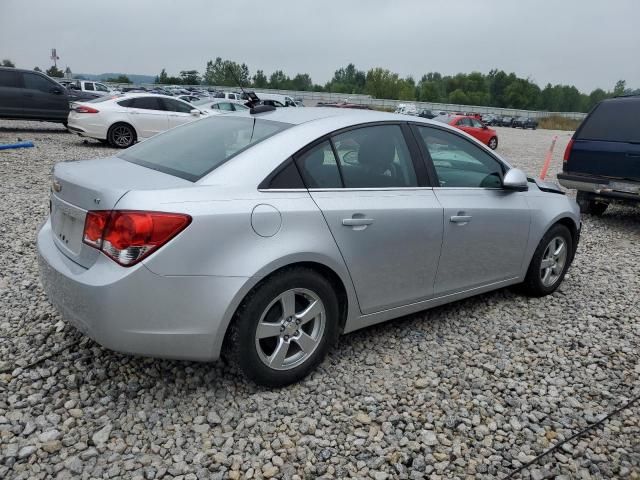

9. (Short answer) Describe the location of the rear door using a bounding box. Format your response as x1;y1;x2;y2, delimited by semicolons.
413;124;530;295
297;123;444;314
126;97;169;138
20;72;68;120
568;99;640;181
162;97;198;128
0;69;22;118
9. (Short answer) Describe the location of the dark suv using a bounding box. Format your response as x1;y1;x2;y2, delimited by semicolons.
558;96;640;214
0;67;70;124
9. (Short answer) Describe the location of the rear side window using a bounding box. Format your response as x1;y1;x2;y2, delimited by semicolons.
162;98;193;113
119;116;290;181
0;70;20;87
577;100;640;143
84;82;94;91
296;141;342;188
332;125;418;188
23;73;55;92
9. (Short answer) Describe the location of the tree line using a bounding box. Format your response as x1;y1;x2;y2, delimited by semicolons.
153;59;637;113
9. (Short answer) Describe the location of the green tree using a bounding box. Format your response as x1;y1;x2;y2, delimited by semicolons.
156;68;169;84
180;70;200;85
33;66;42;72
365;68;401;99
253;70;268;88
325;63;366;93
1;59;15;67
105;75;131;83
268;70;291;89
613;80;626;97
204;58;249;86
290;73;313;91
46;65;64;78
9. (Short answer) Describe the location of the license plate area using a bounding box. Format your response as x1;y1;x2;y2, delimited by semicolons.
51;197;86;256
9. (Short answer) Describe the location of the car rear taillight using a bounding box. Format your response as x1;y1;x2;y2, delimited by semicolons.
74;105;99;113
82;210;191;266
563;138;574;164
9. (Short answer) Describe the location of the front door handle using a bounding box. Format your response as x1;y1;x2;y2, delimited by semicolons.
342;218;374;227
450;215;472;224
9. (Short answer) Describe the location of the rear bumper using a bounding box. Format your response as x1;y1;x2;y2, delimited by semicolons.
67;115;108;140
37;218;248;361
557;173;640;203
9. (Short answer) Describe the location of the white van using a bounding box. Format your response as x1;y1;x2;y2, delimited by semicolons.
255;93;298;107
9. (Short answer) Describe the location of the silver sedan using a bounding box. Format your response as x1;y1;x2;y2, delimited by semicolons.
38;107;581;386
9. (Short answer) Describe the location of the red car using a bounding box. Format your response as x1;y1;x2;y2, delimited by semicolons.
435;115;499;150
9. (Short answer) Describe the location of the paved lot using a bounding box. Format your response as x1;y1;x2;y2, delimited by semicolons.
0;120;639;479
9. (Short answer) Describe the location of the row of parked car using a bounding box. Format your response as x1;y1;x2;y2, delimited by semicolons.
0;67;307;147
481;114;539;129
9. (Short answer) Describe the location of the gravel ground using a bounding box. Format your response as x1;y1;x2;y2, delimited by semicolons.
1;120;639;480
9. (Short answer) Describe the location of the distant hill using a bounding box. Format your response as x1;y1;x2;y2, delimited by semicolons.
76;73;156;84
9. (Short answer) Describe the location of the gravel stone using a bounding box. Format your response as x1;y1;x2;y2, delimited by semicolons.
1;121;639;479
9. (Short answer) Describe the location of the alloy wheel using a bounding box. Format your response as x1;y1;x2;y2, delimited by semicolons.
112;126;133;147
540;236;567;287
254;288;326;371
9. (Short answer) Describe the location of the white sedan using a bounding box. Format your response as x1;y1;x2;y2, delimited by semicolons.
67;93;215;148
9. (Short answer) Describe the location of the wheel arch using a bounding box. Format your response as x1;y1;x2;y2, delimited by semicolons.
215;258;355;360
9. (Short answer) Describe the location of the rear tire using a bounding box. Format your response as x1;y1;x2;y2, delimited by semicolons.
576;192;608;215
520;224;573;297
225;268;339;387
107;123;136;148
488;137;498;150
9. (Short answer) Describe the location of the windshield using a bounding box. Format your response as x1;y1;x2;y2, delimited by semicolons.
119;116;291;181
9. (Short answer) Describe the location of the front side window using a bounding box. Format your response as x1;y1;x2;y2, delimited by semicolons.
332;125;418;188
22;73;55;93
95;83;109;92
296;141;342;189
416;126;503;188
130;97;163;110
470;118;484;128
119;116;290;181
162;98;193;113
456;117;472;127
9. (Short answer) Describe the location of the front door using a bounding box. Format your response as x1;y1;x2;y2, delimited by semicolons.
127;96;169;138
413;124;530;295
162;98;198;129
21;72;68;120
296;125;444;314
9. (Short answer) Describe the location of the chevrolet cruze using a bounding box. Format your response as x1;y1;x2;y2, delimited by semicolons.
38;107;581;386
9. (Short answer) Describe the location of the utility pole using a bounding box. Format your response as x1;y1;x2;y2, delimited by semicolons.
50;48;59;68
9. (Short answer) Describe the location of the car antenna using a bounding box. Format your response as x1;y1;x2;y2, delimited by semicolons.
226;65;274;114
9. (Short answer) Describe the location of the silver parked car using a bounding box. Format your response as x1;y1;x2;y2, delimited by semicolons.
38;108;581;386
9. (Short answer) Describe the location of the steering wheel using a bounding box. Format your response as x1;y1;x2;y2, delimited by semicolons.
342;150;358;165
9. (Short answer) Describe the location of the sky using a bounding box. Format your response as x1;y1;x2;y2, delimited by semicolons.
1;0;639;93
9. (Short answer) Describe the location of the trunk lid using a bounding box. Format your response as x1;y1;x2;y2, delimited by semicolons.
566;139;640;181
50;156;191;268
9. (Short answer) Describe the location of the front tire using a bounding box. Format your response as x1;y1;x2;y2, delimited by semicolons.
520;224;573;297
107;123;136;148
226;268;339;387
488;137;498;150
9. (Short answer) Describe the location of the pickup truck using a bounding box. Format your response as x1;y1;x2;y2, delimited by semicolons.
558;96;640;215
60;79;115;96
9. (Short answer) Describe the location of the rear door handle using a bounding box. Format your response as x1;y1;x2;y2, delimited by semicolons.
342;218;374;226
450;215;472;224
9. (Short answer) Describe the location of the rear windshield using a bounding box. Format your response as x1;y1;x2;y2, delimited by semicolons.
119;116;291;181
88;94;125;103
577;99;640;143
433;115;454;123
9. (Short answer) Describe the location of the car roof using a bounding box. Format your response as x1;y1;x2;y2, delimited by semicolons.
230;107;431;126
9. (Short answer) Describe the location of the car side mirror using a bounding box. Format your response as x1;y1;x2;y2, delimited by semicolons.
190;109;200;116
503;168;528;191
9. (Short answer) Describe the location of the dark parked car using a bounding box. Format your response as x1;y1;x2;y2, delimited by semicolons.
0;67;69;124
418;109;436;119
512;117;538;129
558;96;640;215
499;116;515;127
